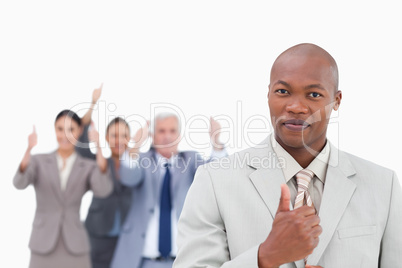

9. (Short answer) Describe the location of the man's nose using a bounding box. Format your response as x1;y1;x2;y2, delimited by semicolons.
164;133;173;141
285;97;309;114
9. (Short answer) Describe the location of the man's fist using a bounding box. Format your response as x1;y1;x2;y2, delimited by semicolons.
209;117;223;149
258;184;322;268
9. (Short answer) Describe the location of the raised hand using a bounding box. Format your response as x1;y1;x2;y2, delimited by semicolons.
28;125;38;150
88;121;107;172
20;125;38;172
88;121;100;145
92;83;103;104
258;184;322;268
81;83;103;126
131;120;150;148
209;116;223;149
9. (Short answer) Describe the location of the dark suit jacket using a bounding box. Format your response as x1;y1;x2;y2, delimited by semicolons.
76;124;96;160
85;157;132;237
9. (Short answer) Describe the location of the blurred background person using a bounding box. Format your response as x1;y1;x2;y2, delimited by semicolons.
84;117;146;268
111;113;226;268
13;110;112;268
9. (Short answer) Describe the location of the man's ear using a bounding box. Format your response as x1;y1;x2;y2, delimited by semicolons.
333;90;342;111
267;85;271;99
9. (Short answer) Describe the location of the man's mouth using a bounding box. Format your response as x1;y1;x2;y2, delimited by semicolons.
283;119;311;131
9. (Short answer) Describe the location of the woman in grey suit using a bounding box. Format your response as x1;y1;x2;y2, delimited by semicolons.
13;110;112;268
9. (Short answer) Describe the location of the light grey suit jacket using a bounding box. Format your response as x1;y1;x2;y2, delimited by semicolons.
174;137;402;268
13;152;112;255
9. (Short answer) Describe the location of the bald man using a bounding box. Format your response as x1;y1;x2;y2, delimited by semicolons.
172;44;402;268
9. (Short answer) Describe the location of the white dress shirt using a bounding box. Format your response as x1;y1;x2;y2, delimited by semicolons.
142;152;179;258
56;151;77;191
271;135;330;212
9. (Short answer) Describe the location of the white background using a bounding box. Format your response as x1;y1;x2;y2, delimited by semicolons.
1;1;401;266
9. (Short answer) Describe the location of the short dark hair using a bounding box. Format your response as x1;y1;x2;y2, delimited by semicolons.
106;117;130;134
55;110;82;126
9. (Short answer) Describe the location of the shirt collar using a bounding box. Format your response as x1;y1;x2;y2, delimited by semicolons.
155;152;177;168
271;134;330;183
56;151;77;170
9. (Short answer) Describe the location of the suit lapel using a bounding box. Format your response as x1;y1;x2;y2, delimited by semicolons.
148;149;160;207
247;137;291;218
46;152;64;203
307;144;357;264
247;138;304;267
249;166;287;219
109;158;120;192
171;153;187;198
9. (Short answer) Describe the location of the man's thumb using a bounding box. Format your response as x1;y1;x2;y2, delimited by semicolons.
277;184;291;213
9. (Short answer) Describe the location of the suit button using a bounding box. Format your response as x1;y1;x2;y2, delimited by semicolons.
149;208;154;214
141;233;145;239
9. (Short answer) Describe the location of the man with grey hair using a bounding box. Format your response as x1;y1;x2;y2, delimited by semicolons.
111;113;226;268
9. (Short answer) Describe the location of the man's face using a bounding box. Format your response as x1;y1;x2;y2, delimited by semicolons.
268;54;341;152
153;116;180;157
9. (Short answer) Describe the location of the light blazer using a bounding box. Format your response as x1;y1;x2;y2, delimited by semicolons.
13;152;112;255
111;148;206;268
173;137;402;268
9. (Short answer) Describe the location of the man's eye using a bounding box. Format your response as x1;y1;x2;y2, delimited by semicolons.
276;89;288;94
309;92;321;98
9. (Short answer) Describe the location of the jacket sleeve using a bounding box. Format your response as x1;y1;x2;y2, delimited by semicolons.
173;166;259;268
119;152;144;187
192;149;228;171
13;155;38;190
89;163;113;198
75;124;96;160
379;171;402;266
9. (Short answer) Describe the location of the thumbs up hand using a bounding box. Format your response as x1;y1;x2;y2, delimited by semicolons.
28;125;38;150
258;184;322;268
277;184;291;213
88;121;100;145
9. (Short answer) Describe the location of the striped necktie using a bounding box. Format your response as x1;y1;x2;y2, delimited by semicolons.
294;169;315;209
294;168;315;264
